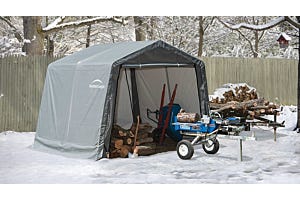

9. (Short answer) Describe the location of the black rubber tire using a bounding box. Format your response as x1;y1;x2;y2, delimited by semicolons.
176;140;194;160
202;139;220;154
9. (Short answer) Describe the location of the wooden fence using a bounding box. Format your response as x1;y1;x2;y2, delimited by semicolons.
0;56;60;132
0;56;298;132
202;57;298;105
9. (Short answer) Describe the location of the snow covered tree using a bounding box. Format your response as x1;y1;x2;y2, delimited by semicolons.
0;16;23;56
1;16;127;56
1;16;298;59
197;16;215;57
218;17;280;58
217;16;299;57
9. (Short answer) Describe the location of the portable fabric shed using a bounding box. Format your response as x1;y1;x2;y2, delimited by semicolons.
33;40;209;160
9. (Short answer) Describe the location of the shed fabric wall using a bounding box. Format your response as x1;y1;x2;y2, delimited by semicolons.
136;67;200;127
114;69;133;129
34;64;112;159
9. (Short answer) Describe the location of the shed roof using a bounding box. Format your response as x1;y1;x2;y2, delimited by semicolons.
49;40;200;69
52;40;156;66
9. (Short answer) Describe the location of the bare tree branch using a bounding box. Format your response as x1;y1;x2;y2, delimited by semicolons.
0;16;23;42
236;29;257;56
285;16;300;29
42;16;127;35
44;16;66;31
218;16;300;31
217;16;286;31
258;30;265;41
203;17;215;32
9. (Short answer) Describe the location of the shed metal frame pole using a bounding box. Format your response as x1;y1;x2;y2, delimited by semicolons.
296;16;300;132
165;67;171;101
217;134;256;162
130;68;141;123
274;111;277;142
238;139;243;162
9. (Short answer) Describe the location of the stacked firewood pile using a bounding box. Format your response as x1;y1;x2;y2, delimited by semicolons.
109;123;177;158
209;84;280;119
210;84;258;104
109;123;153;158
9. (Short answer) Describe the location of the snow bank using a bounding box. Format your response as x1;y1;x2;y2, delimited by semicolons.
264;105;297;131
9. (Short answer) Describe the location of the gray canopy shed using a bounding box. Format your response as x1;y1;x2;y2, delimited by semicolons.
33;40;209;160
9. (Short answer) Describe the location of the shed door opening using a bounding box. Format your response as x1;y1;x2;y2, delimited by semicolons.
110;66;200;158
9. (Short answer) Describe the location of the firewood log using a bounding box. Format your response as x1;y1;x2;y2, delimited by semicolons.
211;104;235;113
109;149;121;158
210;98;271;118
210;84;258;103
136;131;150;140
131;123;152;133
110;120;178;158
131;137;178;157
122;145;133;153
112;124;134;138
113;139;123;149
118;130;127;137
120;146;129;158
124;138;133;145
133;145;156;156
117;130;134;138
260;109;266;114
136;137;154;145
250;106;270;110
177;112;200;123
133;116;140;151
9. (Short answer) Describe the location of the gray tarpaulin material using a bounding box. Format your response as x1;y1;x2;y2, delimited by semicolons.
34;40;209;160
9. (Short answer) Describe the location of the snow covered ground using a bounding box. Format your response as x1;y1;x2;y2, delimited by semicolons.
0;106;300;184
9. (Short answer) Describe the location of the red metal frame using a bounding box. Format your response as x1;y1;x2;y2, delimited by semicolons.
157;84;166;129
159;84;178;144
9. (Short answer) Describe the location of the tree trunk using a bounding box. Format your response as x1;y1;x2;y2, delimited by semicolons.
296;16;300;131
86;24;91;48
46;39;54;56
134;16;147;41
254;30;259;58
22;16;44;55
147;17;156;40
45;17;54;56
198;16;204;57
